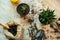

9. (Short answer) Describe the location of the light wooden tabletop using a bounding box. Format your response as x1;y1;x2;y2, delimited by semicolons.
0;0;42;40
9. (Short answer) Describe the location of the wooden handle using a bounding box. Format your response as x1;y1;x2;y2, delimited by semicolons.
0;22;9;29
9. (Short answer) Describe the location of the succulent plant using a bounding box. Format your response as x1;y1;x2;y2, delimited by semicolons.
17;3;30;17
39;8;56;25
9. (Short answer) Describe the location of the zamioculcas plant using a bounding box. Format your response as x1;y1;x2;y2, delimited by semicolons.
39;8;56;25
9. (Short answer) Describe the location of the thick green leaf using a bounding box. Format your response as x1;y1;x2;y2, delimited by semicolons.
39;8;56;25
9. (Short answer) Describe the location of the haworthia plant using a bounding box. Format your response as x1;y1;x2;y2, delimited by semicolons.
39;8;56;25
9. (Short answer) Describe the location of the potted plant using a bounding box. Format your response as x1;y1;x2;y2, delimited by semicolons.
17;3;30;17
39;8;56;25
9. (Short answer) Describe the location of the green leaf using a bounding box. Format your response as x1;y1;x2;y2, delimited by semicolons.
39;8;56;25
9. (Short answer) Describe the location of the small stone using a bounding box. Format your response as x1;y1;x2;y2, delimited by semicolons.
58;18;60;20
28;19;34;24
56;36;60;39
56;21;60;26
35;29;45;40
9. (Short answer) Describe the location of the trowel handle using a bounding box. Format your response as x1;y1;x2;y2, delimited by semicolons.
0;22;9;29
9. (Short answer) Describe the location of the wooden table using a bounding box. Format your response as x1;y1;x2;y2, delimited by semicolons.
0;0;42;40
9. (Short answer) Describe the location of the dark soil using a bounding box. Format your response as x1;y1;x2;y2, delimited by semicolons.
8;25;17;36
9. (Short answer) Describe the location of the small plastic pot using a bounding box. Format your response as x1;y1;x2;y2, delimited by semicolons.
17;3;30;17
